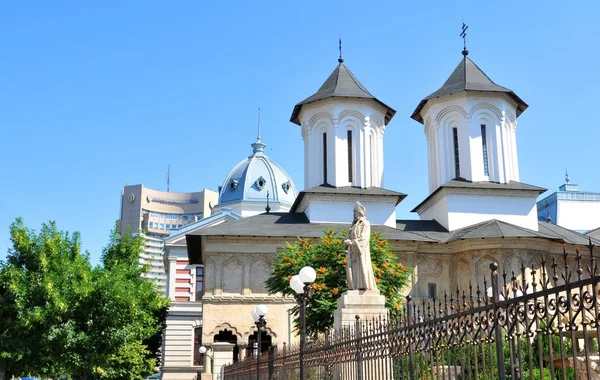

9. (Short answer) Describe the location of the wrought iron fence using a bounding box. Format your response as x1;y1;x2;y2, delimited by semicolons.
224;241;600;379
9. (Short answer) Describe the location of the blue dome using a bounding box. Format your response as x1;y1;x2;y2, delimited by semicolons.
218;138;298;212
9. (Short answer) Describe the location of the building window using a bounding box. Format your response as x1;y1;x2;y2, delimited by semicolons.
323;132;328;184
481;124;489;176
369;134;374;185
193;327;203;365
196;267;204;301
452;127;460;178
347;130;353;183
428;283;437;299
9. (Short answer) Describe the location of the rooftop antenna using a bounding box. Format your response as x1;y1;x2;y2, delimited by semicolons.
338;37;344;63
265;191;271;213
167;164;171;192
460;23;469;56
565;168;570;184
257;107;261;140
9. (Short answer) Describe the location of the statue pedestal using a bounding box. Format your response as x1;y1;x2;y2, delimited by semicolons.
333;289;388;332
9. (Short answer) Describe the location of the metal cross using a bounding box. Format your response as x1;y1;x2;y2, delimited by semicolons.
460;23;469;55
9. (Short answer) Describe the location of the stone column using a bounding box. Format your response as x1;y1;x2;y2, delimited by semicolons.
211;342;235;380
238;344;247;360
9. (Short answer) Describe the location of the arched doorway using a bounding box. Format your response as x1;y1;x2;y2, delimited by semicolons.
247;330;272;358
214;329;239;362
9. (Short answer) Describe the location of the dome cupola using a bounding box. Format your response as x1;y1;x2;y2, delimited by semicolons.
214;134;298;217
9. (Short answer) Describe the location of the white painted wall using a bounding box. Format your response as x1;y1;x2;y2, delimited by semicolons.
300;196;397;227
161;305;202;380
557;200;600;232
417;190;539;231
421;93;520;193
297;98;387;189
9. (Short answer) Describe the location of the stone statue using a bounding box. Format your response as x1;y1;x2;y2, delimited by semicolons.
344;202;377;291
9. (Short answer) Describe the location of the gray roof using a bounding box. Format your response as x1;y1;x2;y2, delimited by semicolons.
185;212;600;264
188;212;436;242
290;62;396;126
538;222;600;246
290;184;407;212
445;220;558;243
412;179;547;213
411;56;528;123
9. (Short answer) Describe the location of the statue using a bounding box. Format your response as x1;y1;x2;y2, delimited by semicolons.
344;202;377;291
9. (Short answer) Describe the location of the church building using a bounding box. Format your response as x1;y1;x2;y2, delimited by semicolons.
159;44;598;380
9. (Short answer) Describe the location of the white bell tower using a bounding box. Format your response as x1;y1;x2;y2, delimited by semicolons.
290;54;395;190
411;44;545;232
412;51;528;193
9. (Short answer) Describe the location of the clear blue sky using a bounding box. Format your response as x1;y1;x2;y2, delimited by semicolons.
1;1;598;265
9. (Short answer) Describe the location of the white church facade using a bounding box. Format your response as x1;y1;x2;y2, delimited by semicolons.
159;45;599;380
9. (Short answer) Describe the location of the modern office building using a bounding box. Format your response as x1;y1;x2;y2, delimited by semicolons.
537;173;600;233
119;184;218;293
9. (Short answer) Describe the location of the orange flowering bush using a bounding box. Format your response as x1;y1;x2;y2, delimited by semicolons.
265;229;412;336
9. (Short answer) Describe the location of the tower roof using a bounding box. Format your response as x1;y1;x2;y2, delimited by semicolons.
411;56;528;123
218;137;298;209
290;62;396;126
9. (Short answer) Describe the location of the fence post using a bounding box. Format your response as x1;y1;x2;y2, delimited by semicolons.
406;295;416;380
268;346;274;380
355;315;363;380
490;262;506;380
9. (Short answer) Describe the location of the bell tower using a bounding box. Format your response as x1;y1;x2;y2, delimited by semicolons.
410;30;545;232
290;47;395;190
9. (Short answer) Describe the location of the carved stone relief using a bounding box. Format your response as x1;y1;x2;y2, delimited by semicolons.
222;259;243;294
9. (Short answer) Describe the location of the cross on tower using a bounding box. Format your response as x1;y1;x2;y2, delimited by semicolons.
460;23;469;56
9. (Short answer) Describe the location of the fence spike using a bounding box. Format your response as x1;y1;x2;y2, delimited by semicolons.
576;248;583;280
551;256;559;284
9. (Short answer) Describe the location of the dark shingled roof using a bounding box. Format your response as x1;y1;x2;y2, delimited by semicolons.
290;62;396;126
184;212;600;264
537;222;600;246
412;179;547;213
411;56;528;123
188;212;436;242
444;220;558;243
290;184;407;212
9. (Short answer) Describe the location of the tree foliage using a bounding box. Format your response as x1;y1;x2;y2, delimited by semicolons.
0;219;169;380
265;229;412;336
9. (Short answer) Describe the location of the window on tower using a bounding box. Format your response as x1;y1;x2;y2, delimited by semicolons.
347;130;353;183
452;127;460;178
323;132;328;184
481;125;489;176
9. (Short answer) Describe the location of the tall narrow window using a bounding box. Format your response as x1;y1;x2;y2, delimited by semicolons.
347;130;353;183
428;283;437;299
481;125;489;176
323;132;328;184
369;134;374;185
452;127;460;178
196;267;204;301
193;327;203;365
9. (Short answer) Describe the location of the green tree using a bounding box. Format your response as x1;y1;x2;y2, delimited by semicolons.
0;219;169;380
265;229;412;336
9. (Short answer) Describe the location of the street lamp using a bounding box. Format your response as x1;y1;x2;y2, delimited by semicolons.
198;346;212;375
289;266;316;380
252;304;268;380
